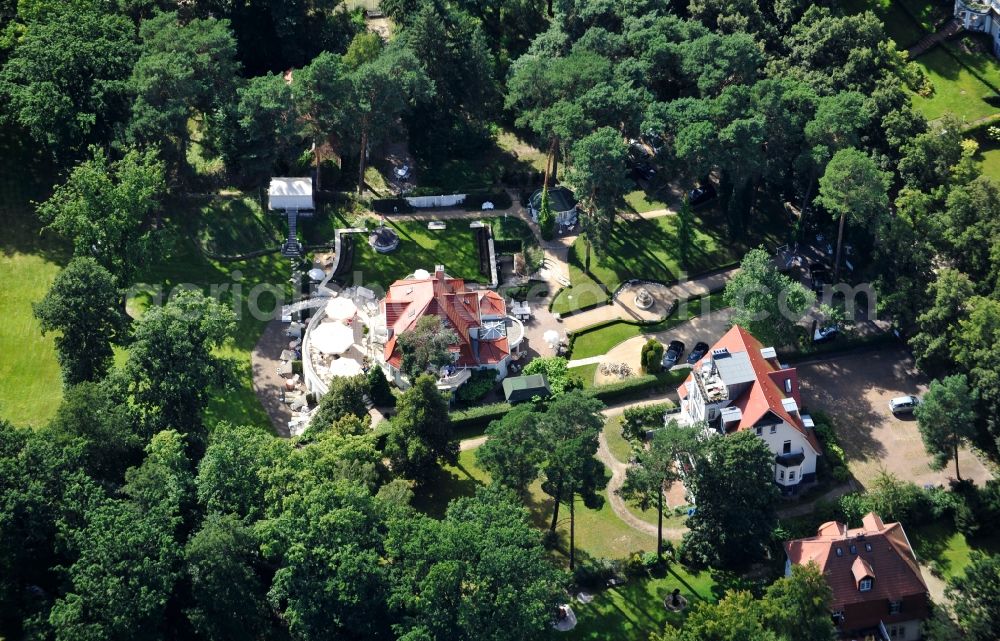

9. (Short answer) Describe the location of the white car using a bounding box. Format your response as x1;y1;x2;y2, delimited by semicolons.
394;165;411;180
889;395;920;415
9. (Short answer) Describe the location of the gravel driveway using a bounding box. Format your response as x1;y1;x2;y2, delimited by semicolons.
797;346;993;489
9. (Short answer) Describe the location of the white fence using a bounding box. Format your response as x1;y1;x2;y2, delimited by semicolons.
405;194;466;208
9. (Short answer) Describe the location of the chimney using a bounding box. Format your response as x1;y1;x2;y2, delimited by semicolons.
435;265;445;279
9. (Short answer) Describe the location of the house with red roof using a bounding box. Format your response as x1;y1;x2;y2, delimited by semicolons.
377;266;524;389
675;325;822;493
784;512;930;640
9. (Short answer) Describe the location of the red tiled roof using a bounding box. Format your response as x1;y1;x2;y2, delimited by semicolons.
784;512;928;609
380;270;509;369
678;325;821;452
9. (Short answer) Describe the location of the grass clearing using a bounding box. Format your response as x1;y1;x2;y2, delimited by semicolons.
340;219;486;292
911;45;1000;122
604;415;634;465
623;189;670;214
910;521;1000;580
197;195;282;256
0;129;67;428
557;568;716;641
568;362;599;389
569;292;727;360
416;448;657;560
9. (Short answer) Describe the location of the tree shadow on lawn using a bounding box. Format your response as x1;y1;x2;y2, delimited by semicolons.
412;460;484;519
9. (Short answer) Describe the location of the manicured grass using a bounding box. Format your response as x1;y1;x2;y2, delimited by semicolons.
550;204;770;314
911;45;1000;122
623;189;670;214
569;292;727;360
197;195;282;256
910;521;1000;580
604;416;634;465
558;568;717;641
0;129;67;428
416;448;657;560
342;219;487;292
0;252;64;427
568;362;599;389
975;134;1000;182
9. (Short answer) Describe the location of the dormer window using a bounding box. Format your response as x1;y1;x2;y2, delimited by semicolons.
889;601;902;614
850;544;857;554
835;547;843;557
859;578;872;592
865;543;872;552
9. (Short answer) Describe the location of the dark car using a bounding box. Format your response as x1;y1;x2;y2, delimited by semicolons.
809;262;828;294
629;162;656;182
688;183;717;207
662;340;686;368
686;341;709;364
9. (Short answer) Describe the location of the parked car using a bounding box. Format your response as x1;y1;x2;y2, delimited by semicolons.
812;325;839;343
809;263;828;294
394;165;411;180
629;161;656;182
687;341;709;364
889;395;921;415
688;183;717;207
662;340;686;368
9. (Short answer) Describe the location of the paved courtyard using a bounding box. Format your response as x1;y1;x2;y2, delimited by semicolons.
797;346;993;489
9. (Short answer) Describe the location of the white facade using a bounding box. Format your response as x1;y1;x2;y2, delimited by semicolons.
955;0;1000;57
676;329;822;494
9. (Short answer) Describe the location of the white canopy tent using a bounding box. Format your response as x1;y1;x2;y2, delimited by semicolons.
310;322;355;355
325;297;358;321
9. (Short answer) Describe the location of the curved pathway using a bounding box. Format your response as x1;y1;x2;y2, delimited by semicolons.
599;403;689;540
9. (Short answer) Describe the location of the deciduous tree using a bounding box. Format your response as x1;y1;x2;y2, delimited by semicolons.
915;374;977;481
385;374;457;483
724;247;814;348
946;552;1000;641
477;404;545;494
397;316;459;381
33;257;125;386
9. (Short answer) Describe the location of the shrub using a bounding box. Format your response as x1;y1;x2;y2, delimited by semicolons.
587;374;660;403
464;191;513;210
572;558;618;589
622;403;674;440
640;338;664;374
455;369;497;404
450;402;510;432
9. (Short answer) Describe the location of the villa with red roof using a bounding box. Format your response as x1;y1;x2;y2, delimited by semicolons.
675;325;822;494
784;512;930;640
377;266;523;389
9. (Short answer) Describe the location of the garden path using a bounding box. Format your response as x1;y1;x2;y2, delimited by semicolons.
562;267;736;333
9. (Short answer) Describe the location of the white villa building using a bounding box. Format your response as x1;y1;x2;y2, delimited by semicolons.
955;0;1000;57
674;325;822;495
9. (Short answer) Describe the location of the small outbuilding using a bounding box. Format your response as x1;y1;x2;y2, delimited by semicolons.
529;187;577;226
268;177;314;211
503;373;550;403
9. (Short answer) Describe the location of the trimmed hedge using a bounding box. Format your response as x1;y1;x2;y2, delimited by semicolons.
450;402;511;432
464;191;513;210
371;198;413;214
587;375;660;403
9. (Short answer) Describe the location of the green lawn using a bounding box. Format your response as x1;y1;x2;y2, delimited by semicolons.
568;362;599;389
0;129;67;428
911;45;1000;122
557;568;717;641
197;195;282;256
623;189;670;214
342;219;487;292
604;416;635;464
416;448;657;560
569;291;727;360
910;521;1000;580
975;133;1000;182
552;213;734;314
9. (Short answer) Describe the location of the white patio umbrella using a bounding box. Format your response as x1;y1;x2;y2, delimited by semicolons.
328;357;363;377
310;321;355;355
325;297;357;321
543;329;560;349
